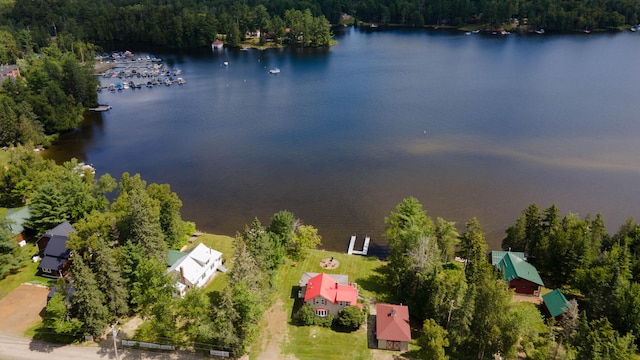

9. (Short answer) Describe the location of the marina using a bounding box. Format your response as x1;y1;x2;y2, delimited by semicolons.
95;51;186;92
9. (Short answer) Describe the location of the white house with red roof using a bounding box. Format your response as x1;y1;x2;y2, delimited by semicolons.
376;303;411;351
211;40;224;50
299;272;359;317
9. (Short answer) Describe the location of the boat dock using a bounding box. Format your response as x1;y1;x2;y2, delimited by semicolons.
89;104;112;112
347;235;370;255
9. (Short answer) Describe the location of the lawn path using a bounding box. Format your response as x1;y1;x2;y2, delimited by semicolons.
254;299;296;360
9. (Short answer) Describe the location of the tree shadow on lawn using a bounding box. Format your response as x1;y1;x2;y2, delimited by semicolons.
355;264;396;303
289;287;303;321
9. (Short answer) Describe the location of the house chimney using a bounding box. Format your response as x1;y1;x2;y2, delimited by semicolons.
179;266;186;284
389;309;397;316
336;282;339;289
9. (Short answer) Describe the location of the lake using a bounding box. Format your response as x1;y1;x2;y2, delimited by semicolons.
44;28;640;256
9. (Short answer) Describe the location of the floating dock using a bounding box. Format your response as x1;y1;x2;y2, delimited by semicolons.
347;235;370;256
89;105;112;112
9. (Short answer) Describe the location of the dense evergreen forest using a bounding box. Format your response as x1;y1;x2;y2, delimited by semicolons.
1;0;640;51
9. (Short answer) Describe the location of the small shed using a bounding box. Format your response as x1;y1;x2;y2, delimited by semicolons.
542;289;570;320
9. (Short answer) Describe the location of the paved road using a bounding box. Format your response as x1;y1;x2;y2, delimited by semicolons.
0;334;207;360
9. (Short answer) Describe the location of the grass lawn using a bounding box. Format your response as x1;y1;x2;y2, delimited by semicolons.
283;324;371;360
0;243;54;300
0;149;10;166
271;249;389;360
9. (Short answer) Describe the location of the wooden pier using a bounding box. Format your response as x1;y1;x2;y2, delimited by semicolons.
347;235;370;256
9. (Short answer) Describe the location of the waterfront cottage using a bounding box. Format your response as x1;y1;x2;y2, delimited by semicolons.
376;303;411;351
37;222;76;278
167;243;224;297
489;250;525;267
498;252;544;296
4;207;30;246
298;272;359;317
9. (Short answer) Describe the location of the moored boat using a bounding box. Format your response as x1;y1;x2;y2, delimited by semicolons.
269;68;280;74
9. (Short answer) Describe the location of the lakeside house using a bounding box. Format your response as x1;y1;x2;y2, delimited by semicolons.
37;222;76;278
489;250;525;267
166;243;224;297
376;303;411;351
4;207;30;246
498;252;544;296
298;272;359;317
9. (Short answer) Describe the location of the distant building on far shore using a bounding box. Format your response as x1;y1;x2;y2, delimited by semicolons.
0;64;20;85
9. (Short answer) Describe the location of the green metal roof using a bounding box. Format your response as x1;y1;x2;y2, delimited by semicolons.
543;289;570;318
499;252;544;286
167;250;186;267
4;207;30;235
490;250;525;266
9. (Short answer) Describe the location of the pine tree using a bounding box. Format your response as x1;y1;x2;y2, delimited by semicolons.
70;259;109;336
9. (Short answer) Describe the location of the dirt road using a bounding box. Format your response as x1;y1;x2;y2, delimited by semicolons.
0;333;214;360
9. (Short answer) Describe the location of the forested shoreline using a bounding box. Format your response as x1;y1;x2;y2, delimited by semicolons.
2;149;640;358
1;0;639;52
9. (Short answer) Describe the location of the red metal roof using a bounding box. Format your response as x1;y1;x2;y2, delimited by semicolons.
304;273;358;305
376;304;411;342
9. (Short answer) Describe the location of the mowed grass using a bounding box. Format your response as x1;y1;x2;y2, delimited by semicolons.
0;243;54;300
275;249;389;360
0;149;10;166
284;324;371;360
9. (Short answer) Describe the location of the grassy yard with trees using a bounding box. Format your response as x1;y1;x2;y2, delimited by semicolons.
274;250;387;359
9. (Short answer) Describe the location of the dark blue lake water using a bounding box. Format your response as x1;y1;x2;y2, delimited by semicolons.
45;28;640;255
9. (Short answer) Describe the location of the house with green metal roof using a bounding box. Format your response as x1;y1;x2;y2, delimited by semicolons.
4;207;30;246
489;250;525;267
167;250;186;267
498;252;544;296
542;289;570;319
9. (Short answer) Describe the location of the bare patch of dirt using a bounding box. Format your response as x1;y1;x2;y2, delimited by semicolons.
0;283;50;337
254;299;296;360
118;316;144;338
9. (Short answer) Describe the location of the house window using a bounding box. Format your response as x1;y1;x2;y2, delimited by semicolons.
338;301;350;306
315;309;328;317
314;298;326;305
42;268;51;273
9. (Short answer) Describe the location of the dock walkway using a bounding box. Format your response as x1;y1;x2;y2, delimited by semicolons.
347;235;370;256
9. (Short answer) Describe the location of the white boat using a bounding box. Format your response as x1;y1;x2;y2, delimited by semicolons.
176;78;186;85
472;30;480;34
269;68;280;74
223;61;229;66
535;29;545;34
